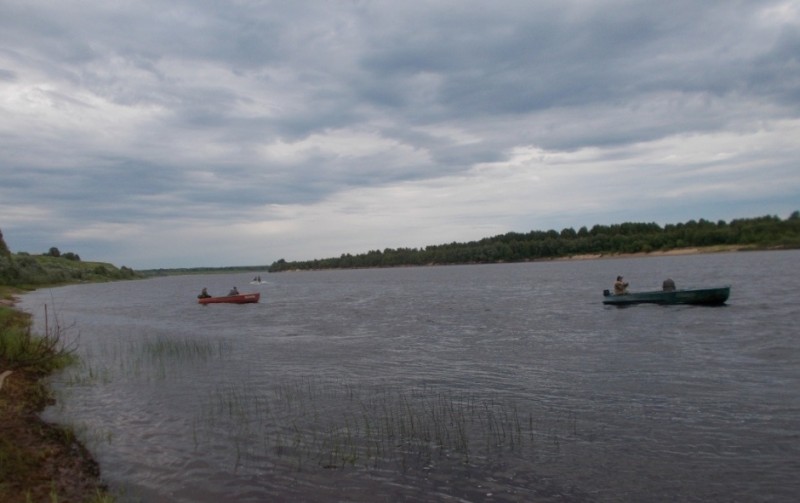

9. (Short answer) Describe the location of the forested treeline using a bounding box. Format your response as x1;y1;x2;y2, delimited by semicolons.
269;212;800;272
138;265;268;276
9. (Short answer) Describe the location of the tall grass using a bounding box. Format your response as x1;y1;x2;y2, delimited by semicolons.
0;304;76;374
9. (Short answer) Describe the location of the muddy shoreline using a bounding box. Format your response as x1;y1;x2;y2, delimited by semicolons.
0;295;109;503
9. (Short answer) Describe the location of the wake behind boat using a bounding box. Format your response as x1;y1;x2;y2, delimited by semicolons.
602;286;730;306
198;292;260;305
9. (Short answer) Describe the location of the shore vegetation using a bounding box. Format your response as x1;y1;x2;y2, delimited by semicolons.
1;230;127;502
268;211;800;272
0;297;113;502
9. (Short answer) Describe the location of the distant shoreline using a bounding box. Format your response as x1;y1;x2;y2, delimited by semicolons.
141;245;792;276
272;244;780;273
554;244;760;262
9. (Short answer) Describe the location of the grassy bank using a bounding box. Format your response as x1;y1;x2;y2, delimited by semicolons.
0;292;112;503
1;254;139;288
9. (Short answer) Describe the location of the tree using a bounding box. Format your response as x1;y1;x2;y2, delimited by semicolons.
0;228;10;258
266;212;800;271
46;247;61;257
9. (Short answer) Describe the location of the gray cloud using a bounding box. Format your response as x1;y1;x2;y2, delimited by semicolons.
1;0;798;268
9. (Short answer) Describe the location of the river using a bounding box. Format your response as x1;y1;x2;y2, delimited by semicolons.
20;250;800;502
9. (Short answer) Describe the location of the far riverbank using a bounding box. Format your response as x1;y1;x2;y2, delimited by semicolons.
555;244;762;262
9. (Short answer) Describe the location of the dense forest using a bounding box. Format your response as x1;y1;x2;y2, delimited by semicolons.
268;212;800;272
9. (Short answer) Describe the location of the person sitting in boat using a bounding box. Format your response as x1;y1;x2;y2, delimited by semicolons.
613;276;629;295
662;278;676;291
228;286;239;296
198;287;211;299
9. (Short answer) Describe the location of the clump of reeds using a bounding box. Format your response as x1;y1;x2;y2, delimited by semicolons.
196;377;575;473
59;334;231;387
142;336;224;361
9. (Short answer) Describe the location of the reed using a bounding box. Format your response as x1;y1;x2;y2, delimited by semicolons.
195;377;573;473
142;336;222;361
58;334;231;387
46;329;573;480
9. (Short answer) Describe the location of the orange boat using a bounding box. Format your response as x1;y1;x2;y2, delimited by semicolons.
198;292;260;305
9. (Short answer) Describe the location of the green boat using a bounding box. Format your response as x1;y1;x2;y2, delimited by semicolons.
602;286;730;306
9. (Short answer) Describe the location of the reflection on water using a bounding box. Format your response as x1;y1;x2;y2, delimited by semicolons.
22;251;800;502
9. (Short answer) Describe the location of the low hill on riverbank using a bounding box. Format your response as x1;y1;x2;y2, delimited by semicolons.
0;253;139;288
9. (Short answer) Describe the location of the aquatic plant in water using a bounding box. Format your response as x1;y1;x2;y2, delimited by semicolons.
196;377;576;474
58;334;232;386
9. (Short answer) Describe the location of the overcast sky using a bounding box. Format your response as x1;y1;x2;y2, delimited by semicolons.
2;1;799;269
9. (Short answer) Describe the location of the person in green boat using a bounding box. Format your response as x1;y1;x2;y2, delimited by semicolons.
613;276;629;295
662;278;676;291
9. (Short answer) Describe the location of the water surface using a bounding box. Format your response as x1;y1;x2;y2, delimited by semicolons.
21;251;800;502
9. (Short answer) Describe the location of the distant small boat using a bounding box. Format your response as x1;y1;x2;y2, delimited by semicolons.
198;292;260;305
602;286;730;306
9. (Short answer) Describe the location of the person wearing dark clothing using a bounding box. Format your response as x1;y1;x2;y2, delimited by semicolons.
613;276;629;295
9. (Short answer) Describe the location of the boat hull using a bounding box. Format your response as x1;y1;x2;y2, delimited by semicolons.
602;286;730;306
198;292;260;305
